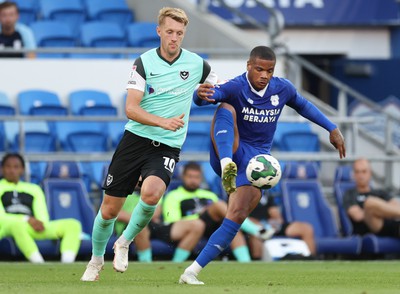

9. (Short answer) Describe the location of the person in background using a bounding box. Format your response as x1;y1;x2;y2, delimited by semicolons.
343;158;400;237
248;193;316;259
0;1;36;58
0;153;82;263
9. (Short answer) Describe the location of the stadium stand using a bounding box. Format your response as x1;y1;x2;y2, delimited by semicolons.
126;22;159;48
42;161;94;255
181;121;211;152
333;165;400;255
11;0;38;25
0;92;16;115
39;0;85;35
280;131;320;152
17;89;68;115
281;162;362;256
69;89;117;116
85;0;133;29
272;122;312;150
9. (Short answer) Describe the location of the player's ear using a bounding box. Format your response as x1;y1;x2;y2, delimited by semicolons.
156;26;161;37
246;60;251;71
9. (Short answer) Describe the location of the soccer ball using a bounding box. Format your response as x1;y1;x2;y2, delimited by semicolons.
246;154;282;189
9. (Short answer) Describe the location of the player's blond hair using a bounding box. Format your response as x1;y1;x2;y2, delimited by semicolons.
158;7;189;26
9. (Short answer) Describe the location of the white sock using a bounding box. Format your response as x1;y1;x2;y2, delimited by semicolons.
185;261;203;275
61;251;77;263
90;255;104;264
220;157;232;172
29;251;45;263
117;234;133;247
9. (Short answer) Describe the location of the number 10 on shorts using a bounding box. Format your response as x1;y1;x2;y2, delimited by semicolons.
163;157;176;173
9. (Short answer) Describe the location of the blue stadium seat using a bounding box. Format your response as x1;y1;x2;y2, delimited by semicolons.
69;90;117;116
80;21;127;48
30;21;76;51
17;89;67;115
27;161;48;184
0;122;6;151
333;165;400;255
12;0;39;25
67;131;109;153
13;131;56;153
273;122;312;150
85;0;133;29
55;121;108;152
80;161;109;190
127;22;159;48
281;162;362;255
181;121;211;152
108;121;125;148
43;174;95;255
280;131;320;152
0;92;16;115
39;0;86;35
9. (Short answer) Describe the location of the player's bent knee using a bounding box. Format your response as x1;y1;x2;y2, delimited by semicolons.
363;197;380;210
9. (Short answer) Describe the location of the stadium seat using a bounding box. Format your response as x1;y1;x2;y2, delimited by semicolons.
12;0;39;25
30;21;76;50
0;122;6;152
181;121;211;152
43;171;95;255
108;121;125;148
333;165;400;255
17;89;67;115
13;131;56;153
0;92;16;115
39;0;86;35
281;162;362;255
85;0;133;29
80;21;127;48
80;161;109;190
69;90;117;116
26;161;48;184
127;22;159;48
280;131;320;152
54;121;107;151
67;131;109;153
272;122;312;150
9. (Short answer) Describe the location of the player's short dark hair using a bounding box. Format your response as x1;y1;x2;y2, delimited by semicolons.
1;153;25;168
250;46;276;61
0;1;19;13
182;161;202;175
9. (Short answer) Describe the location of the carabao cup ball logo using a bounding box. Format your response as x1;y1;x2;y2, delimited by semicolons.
246;154;282;189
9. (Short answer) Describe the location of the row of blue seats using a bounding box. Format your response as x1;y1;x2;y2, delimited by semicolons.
30;21;159;51
13;0;134;30
1;161;398;260
0;90;218;117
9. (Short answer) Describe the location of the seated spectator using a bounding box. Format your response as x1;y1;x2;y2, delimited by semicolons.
0;153;82;263
115;162;273;262
115;180;206;263
248;193;316;259
343;158;400;237
0;1;36;58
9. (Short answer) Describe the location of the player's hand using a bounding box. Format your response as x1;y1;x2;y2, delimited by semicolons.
28;217;45;232
160;113;185;131
330;128;346;159
197;83;215;103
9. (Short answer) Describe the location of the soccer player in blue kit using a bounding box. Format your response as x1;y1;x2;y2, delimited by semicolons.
179;46;346;285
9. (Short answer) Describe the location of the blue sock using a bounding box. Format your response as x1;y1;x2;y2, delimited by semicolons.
195;218;240;268
92;211;117;256
214;108;234;159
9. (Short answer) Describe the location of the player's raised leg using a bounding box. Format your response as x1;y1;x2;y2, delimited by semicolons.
211;103;239;194
113;175;166;272
81;195;125;281
180;186;261;285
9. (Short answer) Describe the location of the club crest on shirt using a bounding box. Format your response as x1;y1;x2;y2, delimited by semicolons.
271;95;279;106
106;174;113;186
180;71;189;80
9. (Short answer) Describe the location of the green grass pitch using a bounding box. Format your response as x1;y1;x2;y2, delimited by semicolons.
1;261;399;294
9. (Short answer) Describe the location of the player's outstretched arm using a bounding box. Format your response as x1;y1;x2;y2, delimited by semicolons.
329;128;346;159
193;83;216;105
